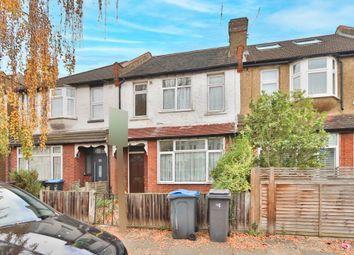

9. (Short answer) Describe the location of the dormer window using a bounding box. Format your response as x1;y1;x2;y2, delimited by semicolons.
50;87;76;118
290;57;337;98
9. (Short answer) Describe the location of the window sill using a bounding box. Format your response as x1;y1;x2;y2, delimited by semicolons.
87;119;104;123
157;181;212;185
309;95;340;100
159;109;194;114
130;116;149;121
204;111;227;116
49;116;78;120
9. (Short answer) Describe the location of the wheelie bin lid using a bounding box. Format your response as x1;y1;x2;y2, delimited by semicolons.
167;189;200;200
45;179;64;184
207;189;231;200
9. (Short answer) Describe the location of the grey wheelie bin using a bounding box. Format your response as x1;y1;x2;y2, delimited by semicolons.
207;189;231;242
167;189;200;240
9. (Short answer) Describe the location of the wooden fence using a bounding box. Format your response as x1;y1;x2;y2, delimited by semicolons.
250;167;354;238
40;190;250;231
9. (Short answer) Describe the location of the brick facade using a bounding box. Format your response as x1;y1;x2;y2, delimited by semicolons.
109;146;129;194
340;133;354;166
62;145;90;190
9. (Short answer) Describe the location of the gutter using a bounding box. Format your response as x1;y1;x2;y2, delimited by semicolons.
334;54;344;111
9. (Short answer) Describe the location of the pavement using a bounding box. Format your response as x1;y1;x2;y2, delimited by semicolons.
99;226;354;255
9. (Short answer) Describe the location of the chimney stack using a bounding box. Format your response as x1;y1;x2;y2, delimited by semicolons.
228;17;248;73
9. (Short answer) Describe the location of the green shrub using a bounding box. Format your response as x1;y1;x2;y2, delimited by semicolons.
211;136;255;192
10;169;42;197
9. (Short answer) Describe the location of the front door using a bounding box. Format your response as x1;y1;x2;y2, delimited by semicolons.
93;149;108;182
129;153;145;193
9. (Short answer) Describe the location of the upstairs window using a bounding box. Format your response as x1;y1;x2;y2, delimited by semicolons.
208;74;225;112
134;83;147;116
90;86;103;120
50;87;76;118
162;77;191;111
260;69;278;95
290;57;337;97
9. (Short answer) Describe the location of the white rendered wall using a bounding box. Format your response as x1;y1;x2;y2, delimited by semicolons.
121;68;240;129
48;68;240;133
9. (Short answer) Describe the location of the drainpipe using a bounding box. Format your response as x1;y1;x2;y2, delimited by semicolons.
335;55;344;111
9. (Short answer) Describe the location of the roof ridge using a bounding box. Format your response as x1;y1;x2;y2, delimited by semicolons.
151;46;229;59
58;63;115;80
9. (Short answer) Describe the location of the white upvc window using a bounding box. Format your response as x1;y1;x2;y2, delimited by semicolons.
17;146;63;180
162;77;191;111
260;69;279;95
158;138;224;183
290;57;337;97
208;74;225;112
90;86;103;120
321;133;339;168
134;83;147;117
50;87;76;118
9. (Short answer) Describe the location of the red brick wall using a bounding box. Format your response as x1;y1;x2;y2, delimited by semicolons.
109;146;129;194
340;133;354;166
8;147;17;180
145;140;211;193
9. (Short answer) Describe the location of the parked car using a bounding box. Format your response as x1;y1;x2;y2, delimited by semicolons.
0;182;128;255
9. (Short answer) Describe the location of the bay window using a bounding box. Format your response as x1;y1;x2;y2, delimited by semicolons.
158;138;224;183
260;69;278;95
17;146;63;180
208;74;225;112
290;57;337;97
50;87;76;118
162;77;191;111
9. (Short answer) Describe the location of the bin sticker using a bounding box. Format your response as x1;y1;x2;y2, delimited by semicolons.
215;203;221;208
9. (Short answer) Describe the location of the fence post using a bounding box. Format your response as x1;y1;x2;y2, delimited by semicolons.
250;167;261;229
267;167;276;235
88;191;96;224
318;184;322;237
39;189;44;202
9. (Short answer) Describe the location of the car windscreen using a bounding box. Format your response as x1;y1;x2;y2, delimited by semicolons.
0;186;56;228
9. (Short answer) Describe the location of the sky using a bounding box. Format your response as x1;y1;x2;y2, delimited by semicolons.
60;0;354;77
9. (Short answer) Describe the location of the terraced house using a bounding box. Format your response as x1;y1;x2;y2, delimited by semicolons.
6;17;354;193
239;22;354;169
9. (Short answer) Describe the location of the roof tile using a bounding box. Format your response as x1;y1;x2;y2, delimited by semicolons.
128;123;236;140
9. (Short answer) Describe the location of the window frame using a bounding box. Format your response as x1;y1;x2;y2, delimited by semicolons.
322;133;339;168
50;87;76;118
162;77;192;111
17;146;63;180
90;86;104;120
157;137;224;184
133;83;148;117
290;57;337;98
260;69;279;95
207;73;225;112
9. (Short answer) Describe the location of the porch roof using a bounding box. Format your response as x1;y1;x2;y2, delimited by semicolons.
128;123;236;140
325;114;354;131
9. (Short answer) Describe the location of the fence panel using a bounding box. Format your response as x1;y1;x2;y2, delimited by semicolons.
41;190;250;231
251;167;354;238
41;190;93;223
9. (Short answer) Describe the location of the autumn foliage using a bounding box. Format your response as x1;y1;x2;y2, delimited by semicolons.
0;0;84;158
